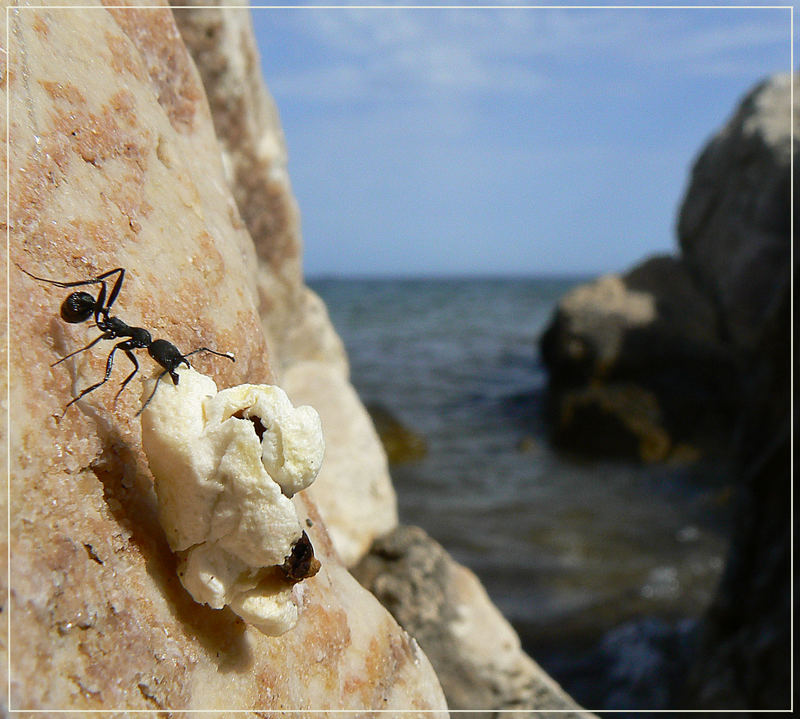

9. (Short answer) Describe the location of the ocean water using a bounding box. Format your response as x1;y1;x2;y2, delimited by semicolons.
310;276;732;710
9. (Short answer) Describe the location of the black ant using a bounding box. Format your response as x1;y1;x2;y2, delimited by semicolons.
19;265;235;418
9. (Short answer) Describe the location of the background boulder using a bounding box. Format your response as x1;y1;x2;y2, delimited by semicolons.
540;72;793;709
540;255;735;461
540;74;792;464
677;74;793;356
679;73;794;710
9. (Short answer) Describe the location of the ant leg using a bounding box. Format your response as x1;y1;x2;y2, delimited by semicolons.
52;332;111;367
17;265;125;293
103;268;126;313
19;265;125;323
183;347;236;363
93;282;108;324
135;368;170;417
59;341;122;416
113;349;140;406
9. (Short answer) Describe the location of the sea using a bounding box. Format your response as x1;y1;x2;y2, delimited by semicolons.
310;276;733;712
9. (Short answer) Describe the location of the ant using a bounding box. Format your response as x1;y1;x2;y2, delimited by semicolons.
19;265;235;418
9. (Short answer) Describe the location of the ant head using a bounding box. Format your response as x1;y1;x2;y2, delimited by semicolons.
148;339;187;376
61;291;96;324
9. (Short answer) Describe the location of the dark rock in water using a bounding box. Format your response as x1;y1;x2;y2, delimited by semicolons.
541;72;793;709
541;74;792;466
682;266;791;710
548;382;670;462
366;402;428;464
540;255;737;461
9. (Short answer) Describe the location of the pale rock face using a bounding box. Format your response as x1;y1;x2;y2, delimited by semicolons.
5;4;447;711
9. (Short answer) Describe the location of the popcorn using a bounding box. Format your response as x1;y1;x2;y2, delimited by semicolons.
140;366;324;635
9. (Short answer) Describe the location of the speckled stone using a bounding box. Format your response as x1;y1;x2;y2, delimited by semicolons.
4;3;445;712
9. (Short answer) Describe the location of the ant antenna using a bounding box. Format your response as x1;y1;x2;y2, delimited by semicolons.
136;347;236;417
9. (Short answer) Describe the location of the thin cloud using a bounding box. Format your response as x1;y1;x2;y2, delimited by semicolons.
253;4;790;278
267;64;370;103
261;7;788;110
266;9;553;104
681;20;788;57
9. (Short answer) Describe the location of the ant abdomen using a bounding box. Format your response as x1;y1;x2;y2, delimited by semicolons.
61;292;96;324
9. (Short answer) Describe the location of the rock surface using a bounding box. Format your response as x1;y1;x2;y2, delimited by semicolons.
354;526;595;718
541;73;793;709
4;3;444;712
171;0;398;568
0;9;8;711
678;75;794;711
677;73;793;354
540;255;735;461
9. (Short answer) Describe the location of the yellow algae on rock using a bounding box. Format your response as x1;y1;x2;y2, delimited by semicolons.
139;366;324;635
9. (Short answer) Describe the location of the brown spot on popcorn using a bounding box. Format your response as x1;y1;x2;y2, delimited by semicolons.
279;531;321;583
232;409;268;442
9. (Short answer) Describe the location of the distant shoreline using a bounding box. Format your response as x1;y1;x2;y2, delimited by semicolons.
307;271;601;283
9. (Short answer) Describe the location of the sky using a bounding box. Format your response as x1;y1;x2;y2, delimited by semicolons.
251;2;792;277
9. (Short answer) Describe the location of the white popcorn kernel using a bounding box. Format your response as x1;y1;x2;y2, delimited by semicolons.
140;366;324;635
205;384;324;498
228;576;300;636
176;543;250;610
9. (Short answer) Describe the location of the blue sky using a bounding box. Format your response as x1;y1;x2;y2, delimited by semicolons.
251;2;791;277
